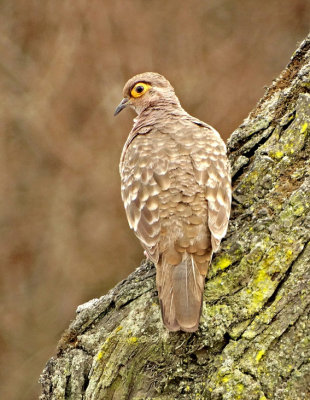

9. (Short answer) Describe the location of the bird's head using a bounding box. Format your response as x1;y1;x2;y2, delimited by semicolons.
114;72;180;116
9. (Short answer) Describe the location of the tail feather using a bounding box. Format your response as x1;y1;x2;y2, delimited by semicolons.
157;254;206;332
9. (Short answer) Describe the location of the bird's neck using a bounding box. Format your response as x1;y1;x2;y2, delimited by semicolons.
136;100;185;122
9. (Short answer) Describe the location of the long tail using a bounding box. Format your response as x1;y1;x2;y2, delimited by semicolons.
157;254;206;332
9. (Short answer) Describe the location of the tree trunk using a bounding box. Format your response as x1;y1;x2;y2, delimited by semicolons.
40;34;310;400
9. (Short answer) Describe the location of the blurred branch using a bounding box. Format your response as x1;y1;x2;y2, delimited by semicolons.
0;35;31;91
0;7;95;171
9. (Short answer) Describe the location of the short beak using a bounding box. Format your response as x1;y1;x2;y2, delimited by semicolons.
114;98;129;116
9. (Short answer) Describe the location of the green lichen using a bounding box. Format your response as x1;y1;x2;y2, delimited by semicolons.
273;150;284;159
255;349;266;363
213;256;232;271
96;351;103;361
127;336;139;344
300;121;308;133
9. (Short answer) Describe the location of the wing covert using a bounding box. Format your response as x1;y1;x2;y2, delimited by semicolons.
120;141;170;262
190;127;232;252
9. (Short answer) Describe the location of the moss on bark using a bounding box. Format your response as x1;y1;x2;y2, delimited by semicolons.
40;34;310;400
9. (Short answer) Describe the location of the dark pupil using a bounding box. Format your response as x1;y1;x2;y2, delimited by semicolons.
135;85;144;93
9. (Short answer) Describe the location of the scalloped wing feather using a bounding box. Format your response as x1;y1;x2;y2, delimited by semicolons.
189;126;232;252
121;140;170;262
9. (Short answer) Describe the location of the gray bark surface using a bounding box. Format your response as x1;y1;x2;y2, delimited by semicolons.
40;34;310;400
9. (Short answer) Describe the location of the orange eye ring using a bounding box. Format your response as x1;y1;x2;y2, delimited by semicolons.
131;82;151;98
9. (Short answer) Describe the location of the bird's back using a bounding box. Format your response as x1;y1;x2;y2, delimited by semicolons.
120;111;230;331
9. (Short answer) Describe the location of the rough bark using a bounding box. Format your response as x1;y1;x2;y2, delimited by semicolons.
40;34;310;400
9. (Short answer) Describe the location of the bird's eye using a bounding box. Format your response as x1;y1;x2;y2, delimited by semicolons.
131;82;151;98
135;85;144;93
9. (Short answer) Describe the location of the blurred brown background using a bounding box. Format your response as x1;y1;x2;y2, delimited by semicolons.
0;0;309;399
